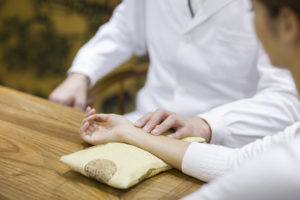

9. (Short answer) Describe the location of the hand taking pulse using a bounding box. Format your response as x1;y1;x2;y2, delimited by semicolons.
135;109;212;142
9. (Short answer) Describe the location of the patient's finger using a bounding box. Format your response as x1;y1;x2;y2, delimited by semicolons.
80;121;89;134
81;117;90;127
85;106;91;114
85;107;95;117
86;113;109;123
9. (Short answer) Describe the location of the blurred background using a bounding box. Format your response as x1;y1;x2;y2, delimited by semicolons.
0;0;147;114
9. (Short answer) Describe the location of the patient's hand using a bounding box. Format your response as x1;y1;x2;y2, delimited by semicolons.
80;107;135;145
134;109;211;142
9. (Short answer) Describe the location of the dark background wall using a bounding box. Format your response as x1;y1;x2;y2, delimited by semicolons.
0;0;120;98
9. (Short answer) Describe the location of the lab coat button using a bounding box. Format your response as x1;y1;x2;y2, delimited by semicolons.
184;35;192;43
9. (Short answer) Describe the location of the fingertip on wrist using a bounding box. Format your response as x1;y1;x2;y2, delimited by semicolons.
134;120;143;127
151;128;160;135
143;124;152;133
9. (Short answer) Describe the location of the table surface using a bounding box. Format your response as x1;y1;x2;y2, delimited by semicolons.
0;86;203;200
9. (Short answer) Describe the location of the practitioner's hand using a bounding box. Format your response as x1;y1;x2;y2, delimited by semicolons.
134;109;211;142
80;107;137;145
49;73;89;110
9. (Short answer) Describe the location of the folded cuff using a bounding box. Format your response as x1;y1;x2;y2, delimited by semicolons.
67;66;99;88
182;142;236;182
198;112;227;145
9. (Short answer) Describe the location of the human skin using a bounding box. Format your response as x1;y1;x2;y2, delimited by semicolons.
49;73;89;110
80;107;190;170
134;109;211;142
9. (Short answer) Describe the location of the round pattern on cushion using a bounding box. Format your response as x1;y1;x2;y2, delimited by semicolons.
84;159;117;183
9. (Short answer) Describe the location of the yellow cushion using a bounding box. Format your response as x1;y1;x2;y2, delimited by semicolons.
60;137;205;189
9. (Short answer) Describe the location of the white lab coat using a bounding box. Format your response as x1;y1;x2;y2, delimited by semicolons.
69;0;300;147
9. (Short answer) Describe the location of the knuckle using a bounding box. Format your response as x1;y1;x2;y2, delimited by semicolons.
155;109;166;115
168;115;176;122
173;113;179;118
147;112;154;117
144;112;153;119
155;108;162;113
172;115;180;123
148;121;157;129
147;122;155;128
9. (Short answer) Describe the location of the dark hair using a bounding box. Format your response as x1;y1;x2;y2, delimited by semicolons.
258;0;300;18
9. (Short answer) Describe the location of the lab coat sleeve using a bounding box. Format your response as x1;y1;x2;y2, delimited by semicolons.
199;48;300;147
181;122;300;182
67;0;147;86
181;134;300;200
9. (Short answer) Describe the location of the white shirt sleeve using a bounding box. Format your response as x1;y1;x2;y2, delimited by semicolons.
199;48;300;148
182;134;300;200
68;0;147;86
182;122;300;182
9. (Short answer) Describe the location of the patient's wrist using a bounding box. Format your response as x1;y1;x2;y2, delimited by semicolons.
123;127;150;146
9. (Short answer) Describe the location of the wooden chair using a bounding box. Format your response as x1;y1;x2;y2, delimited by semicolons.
87;62;148;114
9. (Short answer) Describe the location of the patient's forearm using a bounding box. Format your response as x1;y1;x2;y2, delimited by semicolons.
123;128;191;170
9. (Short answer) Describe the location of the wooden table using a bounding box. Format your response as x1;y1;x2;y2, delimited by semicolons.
0;86;203;200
